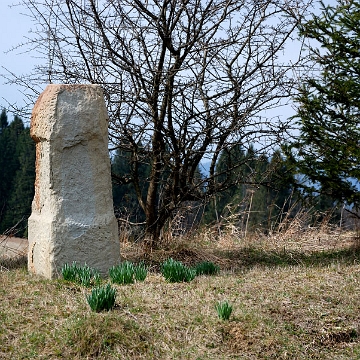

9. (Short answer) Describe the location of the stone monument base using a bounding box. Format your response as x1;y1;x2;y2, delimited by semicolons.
28;215;119;278
28;84;120;279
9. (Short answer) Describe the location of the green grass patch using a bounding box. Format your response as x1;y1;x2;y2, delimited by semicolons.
61;262;101;287
133;262;148;281
194;261;220;276
161;258;196;282
109;261;148;285
215;300;233;320
86;283;117;312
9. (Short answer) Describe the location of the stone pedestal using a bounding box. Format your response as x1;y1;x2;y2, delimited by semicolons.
28;84;120;279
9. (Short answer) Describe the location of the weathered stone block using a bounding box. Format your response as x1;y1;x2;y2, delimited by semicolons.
28;84;120;279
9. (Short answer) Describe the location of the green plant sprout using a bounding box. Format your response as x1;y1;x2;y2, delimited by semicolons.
86;283;117;312
194;261;220;276
161;258;196;283
215;301;233;320
61;262;101;287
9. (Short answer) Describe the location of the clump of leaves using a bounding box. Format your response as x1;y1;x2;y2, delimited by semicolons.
86;283;117;312
61;262;101;287
109;262;135;285
216;301;233;320
62;262;78;282
109;261;148;285
134;262;148;281
161;258;196;283
194;261;220;276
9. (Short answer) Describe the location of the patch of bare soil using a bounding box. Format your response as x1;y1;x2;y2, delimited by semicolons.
0;236;28;257
0;236;28;270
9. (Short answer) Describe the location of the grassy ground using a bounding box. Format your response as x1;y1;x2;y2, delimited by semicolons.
1;230;360;359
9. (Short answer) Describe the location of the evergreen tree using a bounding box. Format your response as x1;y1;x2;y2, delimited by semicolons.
0;109;9;223
0;115;23;229
284;0;360;207
0;109;8;133
111;145;150;224
2;128;35;236
0;112;35;236
245;153;270;230
264;150;297;229
203;146;296;232
203;144;248;224
0;109;11;216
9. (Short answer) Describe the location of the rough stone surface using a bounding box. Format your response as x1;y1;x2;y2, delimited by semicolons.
28;84;120;279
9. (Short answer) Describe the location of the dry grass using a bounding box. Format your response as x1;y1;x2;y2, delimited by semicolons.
1;227;360;359
0;235;28;272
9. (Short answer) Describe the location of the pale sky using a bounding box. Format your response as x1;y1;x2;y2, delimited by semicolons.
0;1;39;113
0;0;335;121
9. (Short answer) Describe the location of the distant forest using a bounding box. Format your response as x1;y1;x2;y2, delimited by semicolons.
0;110;35;237
0;109;343;238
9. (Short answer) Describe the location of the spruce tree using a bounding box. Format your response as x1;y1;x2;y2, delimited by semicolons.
0;109;8;133
285;0;360;207
0;114;23;230
246;153;270;230
203;146;296;232
0;113;35;236
203;144;248;224
2;127;35;236
111;146;150;224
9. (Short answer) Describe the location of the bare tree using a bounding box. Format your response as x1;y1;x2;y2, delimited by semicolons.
8;0;311;247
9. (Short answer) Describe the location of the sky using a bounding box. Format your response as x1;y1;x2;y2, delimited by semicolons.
0;0;335;122
0;1;40;115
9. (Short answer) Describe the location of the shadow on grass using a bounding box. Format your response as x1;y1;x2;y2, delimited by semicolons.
215;246;360;271
0;255;27;271
2;243;359;274
125;244;360;274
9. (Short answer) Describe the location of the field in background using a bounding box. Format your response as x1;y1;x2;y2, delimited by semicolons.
1;221;360;359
